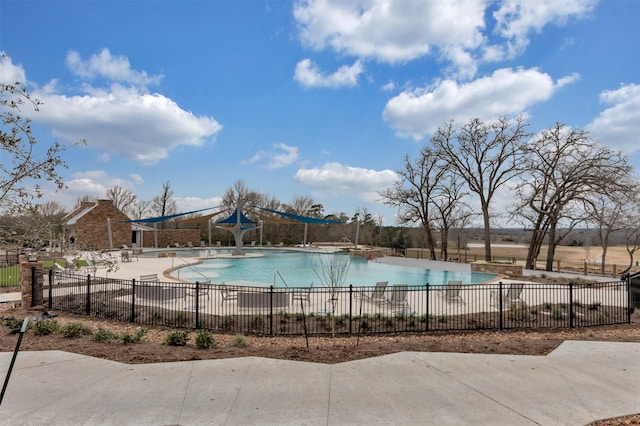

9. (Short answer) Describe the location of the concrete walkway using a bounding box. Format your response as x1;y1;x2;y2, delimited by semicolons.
1;341;639;425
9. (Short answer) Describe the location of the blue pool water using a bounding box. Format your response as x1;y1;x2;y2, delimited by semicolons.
170;249;496;288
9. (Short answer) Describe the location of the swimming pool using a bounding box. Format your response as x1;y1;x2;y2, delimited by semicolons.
169;250;496;287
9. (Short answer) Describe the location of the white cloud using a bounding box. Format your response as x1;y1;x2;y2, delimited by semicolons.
294;0;486;65
493;0;597;57
293;1;595;79
36;84;221;165
0;52;222;165
588;83;640;154
0;53;26;83
174;196;223;213
294;162;398;202
382;80;396;92
382;68;574;140
66;49;163;87
246;143;299;169
294;58;363;88
46;169;143;207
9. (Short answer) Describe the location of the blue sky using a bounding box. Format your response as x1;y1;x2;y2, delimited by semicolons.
1;0;638;224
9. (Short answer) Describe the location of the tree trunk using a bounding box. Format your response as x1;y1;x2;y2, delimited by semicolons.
482;204;492;261
423;224;437;260
545;224;557;271
600;247;608;275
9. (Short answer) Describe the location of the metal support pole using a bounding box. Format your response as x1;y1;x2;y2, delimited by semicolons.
0;318;29;407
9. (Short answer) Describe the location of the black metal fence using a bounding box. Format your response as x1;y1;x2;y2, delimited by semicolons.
45;270;631;336
0;252;20;287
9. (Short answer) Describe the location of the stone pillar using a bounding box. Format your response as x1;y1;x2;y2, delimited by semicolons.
19;255;44;307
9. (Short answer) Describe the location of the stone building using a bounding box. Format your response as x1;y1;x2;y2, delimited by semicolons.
62;199;132;250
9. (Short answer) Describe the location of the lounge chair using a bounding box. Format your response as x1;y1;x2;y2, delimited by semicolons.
493;282;525;309
292;284;313;305
186;281;211;300
220;283;238;306
358;281;388;303
440;280;465;304
382;284;410;312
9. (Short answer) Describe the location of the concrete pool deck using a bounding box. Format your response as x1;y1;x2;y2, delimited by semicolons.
1;340;639;425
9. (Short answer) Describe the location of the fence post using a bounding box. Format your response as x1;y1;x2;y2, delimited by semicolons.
31;267;36;307
627;275;632;324
569;282;574;328
130;279;136;322
269;286;274;336
86;275;91;316
195;281;200;329
499;281;503;330
425;283;430;332
349;285;353;334
48;269;53;309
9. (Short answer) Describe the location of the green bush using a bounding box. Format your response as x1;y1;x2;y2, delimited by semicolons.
60;322;91;338
229;334;247;348
165;330;190;346
250;316;264;330
33;319;59;336
195;330;216;349
121;327;148;344
2;317;23;331
551;306;565;320
93;327;119;342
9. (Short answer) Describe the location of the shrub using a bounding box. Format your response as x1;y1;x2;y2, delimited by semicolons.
418;314;430;323
551;306;565;320
360;318;369;330
2;317;22;330
166;330;189;346
93;327;119;342
122;327;148;344
33;319;59;336
229;334;247;348
222;316;235;330
195;330;216;349
250;316;264;330
510;306;529;321
60;322;91;338
437;314;448;323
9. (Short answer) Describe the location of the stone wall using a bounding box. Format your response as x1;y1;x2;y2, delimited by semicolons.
471;261;523;278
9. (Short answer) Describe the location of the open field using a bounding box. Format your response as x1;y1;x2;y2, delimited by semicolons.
452;244;636;268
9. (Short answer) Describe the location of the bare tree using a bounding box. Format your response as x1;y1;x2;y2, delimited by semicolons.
431;116;530;261
431;174;469;260
312;253;350;337
585;189;632;275
130;200;150;220
151;181;177;228
106;185;137;215
379;146;447;260
0;78;77;213
288;195;314;215
513;123;631;270
622;204;640;275
222;180;263;209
